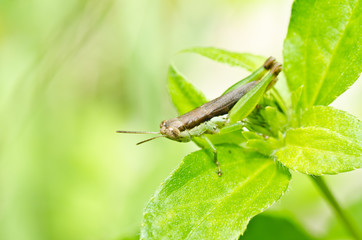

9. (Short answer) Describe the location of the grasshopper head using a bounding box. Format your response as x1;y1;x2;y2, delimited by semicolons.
160;119;190;142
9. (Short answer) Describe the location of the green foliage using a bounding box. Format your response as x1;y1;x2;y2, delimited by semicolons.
276;106;362;175
301;106;362;139
182;47;266;72
143;0;362;238
141;145;291;240
262;106;288;135
240;214;316;240
283;0;362;109
3;0;361;240
183;47;269;95
276;126;362;175
168;66;208;115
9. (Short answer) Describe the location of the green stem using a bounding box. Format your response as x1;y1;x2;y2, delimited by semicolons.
310;175;361;240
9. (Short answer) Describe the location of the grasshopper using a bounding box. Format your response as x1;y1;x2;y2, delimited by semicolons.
117;57;282;176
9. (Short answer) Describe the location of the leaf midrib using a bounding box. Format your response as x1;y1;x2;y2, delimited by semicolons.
302;0;317;107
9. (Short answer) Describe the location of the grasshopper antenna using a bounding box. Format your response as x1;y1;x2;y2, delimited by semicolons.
116;130;165;145
136;135;166;145
116;130;160;134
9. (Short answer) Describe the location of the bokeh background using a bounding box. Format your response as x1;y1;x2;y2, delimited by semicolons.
0;0;361;240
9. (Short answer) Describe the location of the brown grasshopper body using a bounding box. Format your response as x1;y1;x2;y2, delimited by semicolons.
117;57;282;176
160;80;258;141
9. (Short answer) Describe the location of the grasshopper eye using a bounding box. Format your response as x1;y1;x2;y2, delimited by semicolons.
160;120;167;128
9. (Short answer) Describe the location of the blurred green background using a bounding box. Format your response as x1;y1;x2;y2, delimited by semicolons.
0;0;361;240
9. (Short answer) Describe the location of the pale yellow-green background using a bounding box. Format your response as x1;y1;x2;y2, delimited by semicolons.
0;1;361;240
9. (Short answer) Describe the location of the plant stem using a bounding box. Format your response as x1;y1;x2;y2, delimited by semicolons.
310;175;361;240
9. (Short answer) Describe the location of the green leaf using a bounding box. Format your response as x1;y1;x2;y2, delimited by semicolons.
168;66;207;115
275;106;362;175
301;106;362;140
261;106;288;135
141;145;291;240
191;131;246;151
246;139;276;156
204;132;246;146
246;137;282;156
242;131;264;140
182;47;266;72
240;214;316;240
283;0;362;108
291;86;303;114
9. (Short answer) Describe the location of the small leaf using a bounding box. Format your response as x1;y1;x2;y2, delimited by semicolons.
240;214;316;240
168;66;207;115
191;131;246;150
275;106;362;175
182;47;266;72
242;131;264;140
141;145;291;240
261;106;288;135
205;132;246;146
283;0;362;108
301;106;362;140
246;137;282;156
246;139;275;156
291;86;303;118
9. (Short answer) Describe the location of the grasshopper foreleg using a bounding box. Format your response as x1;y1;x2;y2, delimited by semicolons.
202;136;222;177
188;116;245;176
